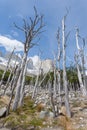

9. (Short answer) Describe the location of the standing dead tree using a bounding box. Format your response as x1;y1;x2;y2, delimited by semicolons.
53;52;57;98
4;54;19;94
62;15;71;117
19;60;28;106
6;65;21;116
56;28;62;107
75;54;86;96
12;7;44;111
75;28;87;96
32;54;42;99
0;48;15;88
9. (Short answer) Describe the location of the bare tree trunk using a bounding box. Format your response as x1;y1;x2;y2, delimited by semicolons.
75;55;87;96
81;48;87;91
0;48;15;87
32;60;42;99
4;57;18;94
19;60;28;106
32;74;39;99
62;16;71;117
3;68;13;94
6;66;20;116
9;64;20;90
57;28;62;107
75;28;87;96
53;54;57;98
48;81;56;117
12;7;44;111
12;52;27;110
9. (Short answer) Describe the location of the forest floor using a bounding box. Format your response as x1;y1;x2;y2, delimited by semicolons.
0;91;87;130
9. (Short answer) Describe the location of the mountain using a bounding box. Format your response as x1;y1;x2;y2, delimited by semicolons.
0;54;54;76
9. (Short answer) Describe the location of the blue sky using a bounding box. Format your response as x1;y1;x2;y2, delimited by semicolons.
0;0;87;66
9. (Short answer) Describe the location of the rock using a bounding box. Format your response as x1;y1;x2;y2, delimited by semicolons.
80;117;83;120
5;90;12;96
0;90;4;96
26;126;35;130
0;128;10;130
39;110;54;119
39;110;48;119
49;111;54;118
0;107;7;117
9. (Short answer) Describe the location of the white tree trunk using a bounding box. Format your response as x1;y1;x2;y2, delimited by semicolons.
32;60;42;99
0;48;15;87
62;16;71;117
12;52;27;110
32;74;39;99
76;28;87;96
57;28;61;107
19;60;28;106
75;55;87;96
53;54;57;98
4;58;18;94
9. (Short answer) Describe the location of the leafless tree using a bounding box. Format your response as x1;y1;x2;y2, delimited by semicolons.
12;7;44;110
75;28;87;96
32;58;42;99
0;48;15;88
62;15;71;117
19;60;28;106
56;28;62;107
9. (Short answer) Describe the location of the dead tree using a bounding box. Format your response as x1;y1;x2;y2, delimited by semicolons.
0;48;15;87
6;65;21;116
19;60;28;106
75;28;87;96
81;38;87;91
12;7;44;110
56;28;62;107
4;55;19;94
48;74;56;117
75;54;87;96
62;15;71;117
53;52;57;98
32;59;42;99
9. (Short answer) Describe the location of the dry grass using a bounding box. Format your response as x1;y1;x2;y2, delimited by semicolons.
57;115;74;130
36;103;45;112
0;95;10;107
2;96;43;128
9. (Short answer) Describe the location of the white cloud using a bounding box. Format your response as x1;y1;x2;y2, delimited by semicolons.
0;35;24;52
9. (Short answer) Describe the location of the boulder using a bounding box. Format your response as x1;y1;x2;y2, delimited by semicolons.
49;111;54;118
39;110;48;119
0;107;7;117
39;110;54;119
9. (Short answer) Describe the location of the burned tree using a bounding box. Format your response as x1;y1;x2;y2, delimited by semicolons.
12;7;44;110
